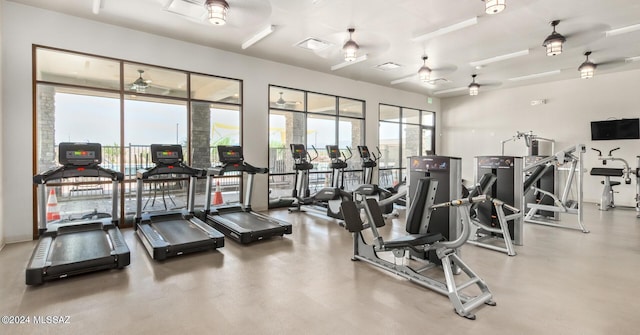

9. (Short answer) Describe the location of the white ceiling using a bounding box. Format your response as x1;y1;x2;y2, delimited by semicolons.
9;0;640;97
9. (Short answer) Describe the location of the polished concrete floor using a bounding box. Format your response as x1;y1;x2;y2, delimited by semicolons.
1;204;639;334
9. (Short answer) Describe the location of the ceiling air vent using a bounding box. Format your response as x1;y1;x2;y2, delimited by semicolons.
295;38;333;51
165;0;207;20
374;62;402;71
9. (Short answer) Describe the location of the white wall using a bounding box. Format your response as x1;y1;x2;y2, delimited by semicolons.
0;2;439;243
440;68;640;206
0;0;4;250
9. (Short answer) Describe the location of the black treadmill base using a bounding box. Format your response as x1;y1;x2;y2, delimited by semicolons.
151;241;224;261
26;262;128;286
206;218;289;245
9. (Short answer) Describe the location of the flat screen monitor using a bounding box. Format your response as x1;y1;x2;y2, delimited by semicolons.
591;118;640;140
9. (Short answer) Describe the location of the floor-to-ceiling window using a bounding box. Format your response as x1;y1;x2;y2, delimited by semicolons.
378;104;435;187
268;85;365;199
34;46;242;226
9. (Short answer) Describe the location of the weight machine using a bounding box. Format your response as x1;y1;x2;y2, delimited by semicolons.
524;144;589;233
501;131;555;156
589;147;637;213
341;178;496;320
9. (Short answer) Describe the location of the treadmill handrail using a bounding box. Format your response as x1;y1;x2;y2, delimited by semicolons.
34;164;124;184
208;162;268;176
137;162;205;179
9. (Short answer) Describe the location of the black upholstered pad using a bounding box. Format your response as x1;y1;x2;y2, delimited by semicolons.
590;168;623;176
383;233;444;249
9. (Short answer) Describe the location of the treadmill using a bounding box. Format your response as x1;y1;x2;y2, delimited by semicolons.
203;145;292;244
26;142;130;285
135;144;224;260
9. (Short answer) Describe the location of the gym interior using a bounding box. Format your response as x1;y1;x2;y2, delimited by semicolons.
1;0;639;333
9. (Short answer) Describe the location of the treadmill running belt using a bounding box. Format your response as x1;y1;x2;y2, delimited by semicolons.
218;212;280;231
150;217;212;245
49;230;112;265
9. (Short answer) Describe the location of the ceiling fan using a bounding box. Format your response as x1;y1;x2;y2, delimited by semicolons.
274;92;300;107
130;70;151;93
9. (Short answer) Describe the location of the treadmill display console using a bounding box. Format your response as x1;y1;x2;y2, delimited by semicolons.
150;144;183;164
218;146;243;163
326;145;341;159
290;144;307;160
59;142;102;166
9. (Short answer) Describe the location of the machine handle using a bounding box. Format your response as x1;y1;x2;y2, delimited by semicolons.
344;146;353;162
608;147;620;156
309;145;319;162
590;148;602;156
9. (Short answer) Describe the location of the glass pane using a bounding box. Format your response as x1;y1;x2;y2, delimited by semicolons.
35;85;121;222
339;97;363;118
36;85;121;173
422;111;435;126
269;110;305;174
380;104;400;122
338;118;363;170
402;124;421;161
36;48;121;90
270;87;304;111
307;114;337;171
422;128;434;155
190;102;241;168
403;108;420;124
124;63;188;98
379;122;400;170
124;96;188;213
308;93;336;115
191;74;241;103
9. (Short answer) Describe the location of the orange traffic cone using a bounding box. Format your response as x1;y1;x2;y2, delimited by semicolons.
212;180;223;205
46;188;61;221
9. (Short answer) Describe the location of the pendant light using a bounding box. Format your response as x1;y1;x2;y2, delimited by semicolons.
578;51;596;79
205;0;229;26
343;28;359;62
418;56;431;82
469;74;480;96
542;20;566;56
483;0;506;15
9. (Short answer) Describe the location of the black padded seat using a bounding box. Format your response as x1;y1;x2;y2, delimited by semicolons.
590;168;624;177
383;233;444;249
601;180;621;186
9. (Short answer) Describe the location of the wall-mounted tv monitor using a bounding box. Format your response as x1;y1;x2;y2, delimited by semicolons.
591;118;640;140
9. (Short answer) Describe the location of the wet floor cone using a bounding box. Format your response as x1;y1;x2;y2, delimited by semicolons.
212;180;224;206
46;188;61;221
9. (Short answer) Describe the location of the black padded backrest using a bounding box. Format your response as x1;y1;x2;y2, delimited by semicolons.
364;198;386;228
469;173;497;197
406;178;433;234
340;201;364;233
524;164;552;194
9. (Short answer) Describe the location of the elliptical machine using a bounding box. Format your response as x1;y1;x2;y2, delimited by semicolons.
352;145;396;215
288;144;352;220
590;147;633;211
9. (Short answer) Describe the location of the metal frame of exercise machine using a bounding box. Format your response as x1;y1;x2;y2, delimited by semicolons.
471;156;525;255
406;155;462;262
288;144;352;220
135;144;225;261
466;172;523;256
501;130;555;156
590;147;633;211
203;145;292;244
341;178;496;320
524;144;589;233
26;142;130;285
